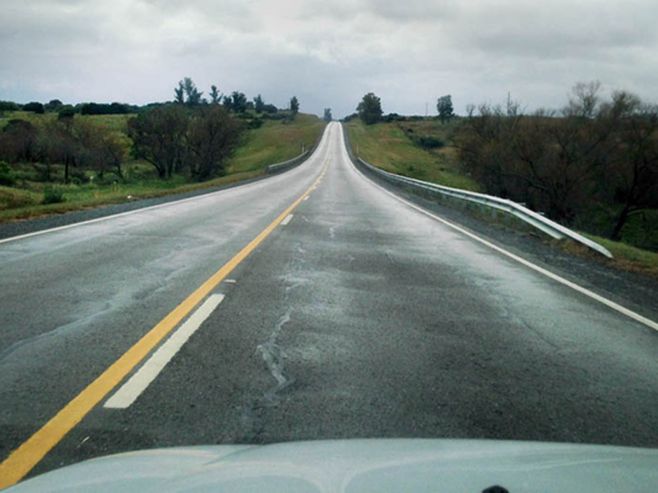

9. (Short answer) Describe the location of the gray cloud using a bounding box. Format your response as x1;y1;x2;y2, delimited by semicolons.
1;0;657;117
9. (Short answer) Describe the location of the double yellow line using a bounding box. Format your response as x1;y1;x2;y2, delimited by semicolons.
0;162;328;488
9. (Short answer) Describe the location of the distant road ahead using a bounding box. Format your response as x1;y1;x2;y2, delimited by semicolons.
1;122;656;486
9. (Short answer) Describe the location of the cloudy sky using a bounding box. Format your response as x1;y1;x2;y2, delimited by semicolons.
2;0;657;117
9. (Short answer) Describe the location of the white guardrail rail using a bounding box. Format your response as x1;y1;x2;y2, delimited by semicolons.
355;156;613;258
266;150;310;174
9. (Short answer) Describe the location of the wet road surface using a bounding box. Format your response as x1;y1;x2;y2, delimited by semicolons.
1;122;657;484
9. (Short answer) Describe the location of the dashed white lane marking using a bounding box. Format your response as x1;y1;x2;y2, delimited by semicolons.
104;294;225;409
281;214;294;226
224;279;237;284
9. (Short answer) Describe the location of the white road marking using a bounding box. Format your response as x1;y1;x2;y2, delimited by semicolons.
281;214;294;226
303;196;310;201
223;279;237;284
347;150;658;333
104;294;225;409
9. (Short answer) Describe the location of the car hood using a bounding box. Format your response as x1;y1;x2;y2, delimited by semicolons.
6;439;658;492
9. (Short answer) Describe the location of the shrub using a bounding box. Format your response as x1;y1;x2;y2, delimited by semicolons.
42;186;65;204
0;161;16;186
0;101;20;112
23;102;45;114
416;135;444;149
247;118;264;129
57;106;77;119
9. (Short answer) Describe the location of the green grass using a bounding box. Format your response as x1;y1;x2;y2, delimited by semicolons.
345;119;479;191
0;113;326;222
228;114;326;174
576;234;658;278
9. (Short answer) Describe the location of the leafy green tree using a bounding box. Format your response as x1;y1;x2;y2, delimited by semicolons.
209;85;222;104
437;95;454;123
187;105;243;180
290;96;299;117
323;108;332;122
224;91;247;113
45;99;63;112
23;102;45;114
182;77;203;105
254;94;264;113
128;105;189;178
174;81;185;104
357;93;383;125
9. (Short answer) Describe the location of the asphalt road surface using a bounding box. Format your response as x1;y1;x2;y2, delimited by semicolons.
1;122;657;484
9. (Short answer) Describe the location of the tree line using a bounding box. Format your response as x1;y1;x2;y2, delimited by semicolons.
457;82;658;242
0;77;305;184
349;92;454;125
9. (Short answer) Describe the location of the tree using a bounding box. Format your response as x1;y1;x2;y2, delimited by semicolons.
187;105;243;180
23;102;45;114
262;103;278;114
38;120;79;183
323;108;332;122
45;99;63;112
174;77;203;105
0;119;39;163
437;95;454;123
174;81;185;104
224;91;247;113
209;85;222;104
254;94;265;113
605;93;658;240
290;96;299;118
566;81;601;119
182;77;203;105
0;101;20;112
128;105;189;178
357;93;383;125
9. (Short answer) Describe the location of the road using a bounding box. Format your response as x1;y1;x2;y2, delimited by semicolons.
1;122;657;485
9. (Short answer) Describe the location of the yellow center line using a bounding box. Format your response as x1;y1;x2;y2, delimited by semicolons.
0;160;328;488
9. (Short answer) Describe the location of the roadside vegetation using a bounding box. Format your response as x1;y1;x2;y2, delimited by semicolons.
345;86;658;276
0;79;324;222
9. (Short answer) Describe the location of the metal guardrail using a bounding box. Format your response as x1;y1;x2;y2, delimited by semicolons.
266;123;328;175
342;126;612;258
266;150;310;175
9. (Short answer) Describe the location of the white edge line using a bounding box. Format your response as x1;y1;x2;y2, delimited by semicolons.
281;214;294;226
342;142;658;333
104;293;225;409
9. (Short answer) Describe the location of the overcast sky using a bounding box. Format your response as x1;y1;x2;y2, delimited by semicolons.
2;0;657;117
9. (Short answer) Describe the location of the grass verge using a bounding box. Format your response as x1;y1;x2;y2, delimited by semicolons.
0;114;325;223
345;119;479;191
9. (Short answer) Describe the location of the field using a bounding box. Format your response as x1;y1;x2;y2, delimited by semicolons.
0;112;325;222
228;113;326;174
345;118;479;191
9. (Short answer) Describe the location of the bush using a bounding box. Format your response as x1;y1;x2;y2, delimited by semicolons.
57;106;77;119
70;168;89;184
0;100;20;112
247;118;264;129
415;135;444;149
42;186;65;204
0;161;16;186
23;102;45;114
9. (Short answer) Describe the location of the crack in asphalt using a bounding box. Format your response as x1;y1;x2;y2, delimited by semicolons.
256;309;295;405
